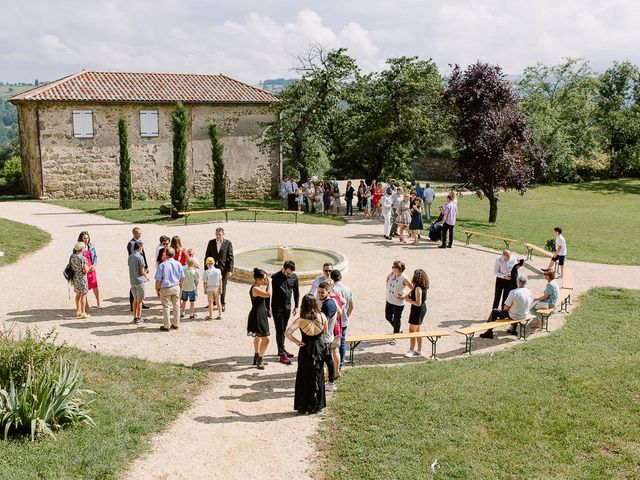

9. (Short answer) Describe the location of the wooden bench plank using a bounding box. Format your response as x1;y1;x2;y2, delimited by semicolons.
562;268;574;290
177;208;235;225
247;208;304;224
345;330;450;365
463;229;516;248
455;314;536;354
523;242;560;273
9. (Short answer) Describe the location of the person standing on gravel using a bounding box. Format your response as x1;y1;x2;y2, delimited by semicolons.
330;269;353;372
204;227;234;312
128;241;149;325
155;247;184;331
127;227;149;311
438;193;457;249
270;260;300;365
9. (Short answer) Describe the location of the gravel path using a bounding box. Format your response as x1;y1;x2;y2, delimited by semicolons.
1;201;639;480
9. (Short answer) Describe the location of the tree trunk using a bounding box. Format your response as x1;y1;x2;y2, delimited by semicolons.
486;190;499;223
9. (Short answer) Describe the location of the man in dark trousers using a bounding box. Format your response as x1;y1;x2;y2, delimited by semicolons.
127;226;149;311
204;227;234;312
270;260;300;365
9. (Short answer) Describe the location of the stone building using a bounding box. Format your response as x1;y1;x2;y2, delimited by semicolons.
9;70;280;199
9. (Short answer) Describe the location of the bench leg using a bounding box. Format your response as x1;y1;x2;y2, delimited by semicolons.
465;233;472;246
254;211;258;222
504;240;510;249
294;213;298;224
427;336;440;360
519;322;526;340
224;212;229;222
184;215;189;226
526;248;533;261
349;341;361;367
554;261;560;274
463;334;474;354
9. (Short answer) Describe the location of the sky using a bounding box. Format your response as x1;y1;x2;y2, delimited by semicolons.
1;0;639;85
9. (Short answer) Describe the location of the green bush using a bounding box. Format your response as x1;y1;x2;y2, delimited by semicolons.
156;191;169;201
546;238;556;252
0;329;94;441
135;191;148;201
1;155;21;186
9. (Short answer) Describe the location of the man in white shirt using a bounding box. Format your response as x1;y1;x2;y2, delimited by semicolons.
544;226;567;277
389;186;403;237
381;188;394;240
438;193;458;248
423;183;436;220
480;275;532;339
309;263;333;296
493;250;517;309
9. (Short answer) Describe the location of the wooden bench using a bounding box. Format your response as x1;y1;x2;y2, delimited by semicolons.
248;208;304;224
523;242;559;273
455;314;536;354
177;208;235;226
562;267;574;290
463;229;517;249
345;330;451;366
534;288;573;331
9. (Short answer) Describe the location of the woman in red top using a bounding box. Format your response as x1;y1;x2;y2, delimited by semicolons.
372;181;383;219
171;235;189;265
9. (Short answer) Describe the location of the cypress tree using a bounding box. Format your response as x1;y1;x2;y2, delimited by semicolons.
118;117;132;210
171;102;189;217
208;123;226;208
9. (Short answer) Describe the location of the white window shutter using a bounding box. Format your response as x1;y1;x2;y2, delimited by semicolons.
149;111;158;136
83;111;93;137
140;111;149;136
72;111;83;137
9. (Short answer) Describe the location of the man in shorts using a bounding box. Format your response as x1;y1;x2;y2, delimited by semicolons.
128;241;149;325
544;226;567;277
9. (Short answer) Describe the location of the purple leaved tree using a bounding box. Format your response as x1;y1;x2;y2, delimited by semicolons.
446;62;544;223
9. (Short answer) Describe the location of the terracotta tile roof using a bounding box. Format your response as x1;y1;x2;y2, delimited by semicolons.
9;70;279;104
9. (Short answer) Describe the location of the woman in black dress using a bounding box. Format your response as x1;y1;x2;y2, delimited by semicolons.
409;197;424;245
402;269;429;357
285;294;327;414
247;268;271;369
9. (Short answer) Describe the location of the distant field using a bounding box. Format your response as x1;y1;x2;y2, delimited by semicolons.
0;84;34;100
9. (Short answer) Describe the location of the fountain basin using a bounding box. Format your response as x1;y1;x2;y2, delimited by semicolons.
233;245;349;285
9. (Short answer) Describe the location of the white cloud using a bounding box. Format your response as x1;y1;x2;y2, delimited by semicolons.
1;0;639;84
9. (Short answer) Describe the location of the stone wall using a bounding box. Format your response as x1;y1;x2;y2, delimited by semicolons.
17;101;279;199
411;156;459;182
16;103;42;197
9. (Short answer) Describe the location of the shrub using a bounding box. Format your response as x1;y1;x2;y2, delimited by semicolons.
135;191;148;201
208;123;226;208
170;102;189;218
156;191;169;201
118;118;132;210
0;329;94;441
546;238;556;252
1;156;22;186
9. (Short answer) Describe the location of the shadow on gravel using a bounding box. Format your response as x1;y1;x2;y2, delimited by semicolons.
193;410;300;424
193;355;262;373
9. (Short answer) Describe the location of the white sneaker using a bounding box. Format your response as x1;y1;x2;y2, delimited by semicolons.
388;339;397;346
326;382;337;391
404;350;415;358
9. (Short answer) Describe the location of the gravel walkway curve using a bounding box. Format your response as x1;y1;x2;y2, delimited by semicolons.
1;201;639;480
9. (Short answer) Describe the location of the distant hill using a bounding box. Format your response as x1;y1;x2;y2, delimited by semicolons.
0;84;36;146
258;78;296;94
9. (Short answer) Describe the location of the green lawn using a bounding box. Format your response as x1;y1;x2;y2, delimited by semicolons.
0;349;208;480
455;179;640;265
47;198;347;226
321;287;640;479
0;217;51;266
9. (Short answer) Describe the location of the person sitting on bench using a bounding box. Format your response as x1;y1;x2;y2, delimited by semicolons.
480;275;533;339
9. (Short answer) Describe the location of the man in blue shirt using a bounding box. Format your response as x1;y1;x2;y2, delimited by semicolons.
155;247;185;331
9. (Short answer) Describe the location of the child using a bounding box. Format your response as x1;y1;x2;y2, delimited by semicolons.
203;257;223;320
180;258;199;319
187;248;200;269
295;186;304;212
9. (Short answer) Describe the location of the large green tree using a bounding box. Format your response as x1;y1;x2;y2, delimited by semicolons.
208;123;226;208
261;45;358;181
446;62;543;223
118;117;132;210
518;58;600;182
328;56;449;182
595;61;640;177
170;102;189;217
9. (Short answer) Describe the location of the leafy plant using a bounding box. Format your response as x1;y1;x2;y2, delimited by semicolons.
118;117;132;210
0;328;94;441
135;191;148;201
208;123;226;208
170;102;189;217
1;155;22;186
546;238;556;252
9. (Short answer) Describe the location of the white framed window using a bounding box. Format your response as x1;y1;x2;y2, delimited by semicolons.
140;110;159;137
72;110;93;138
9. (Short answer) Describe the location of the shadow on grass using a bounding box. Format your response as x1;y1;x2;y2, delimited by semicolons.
568;178;640;195
194;410;300;424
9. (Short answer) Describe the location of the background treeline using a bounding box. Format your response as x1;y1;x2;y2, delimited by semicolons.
262;48;640;183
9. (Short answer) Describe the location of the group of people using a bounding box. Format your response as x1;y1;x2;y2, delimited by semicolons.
480;227;567;338
245;260;354;414
68;231;100;318
279;176;345;214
